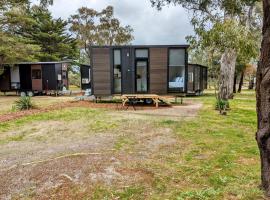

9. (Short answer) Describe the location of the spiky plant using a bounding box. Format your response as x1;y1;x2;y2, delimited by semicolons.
14;96;34;111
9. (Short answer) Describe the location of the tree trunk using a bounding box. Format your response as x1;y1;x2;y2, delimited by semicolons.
219;48;237;100
256;0;270;195
238;71;244;93
233;74;237;93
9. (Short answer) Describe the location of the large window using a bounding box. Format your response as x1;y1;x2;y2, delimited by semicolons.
135;49;149;93
113;49;122;93
168;49;185;92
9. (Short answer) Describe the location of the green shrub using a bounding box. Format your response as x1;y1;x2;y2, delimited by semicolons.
14;96;34;111
215;99;229;111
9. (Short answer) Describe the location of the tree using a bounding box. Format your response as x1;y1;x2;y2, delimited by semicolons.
22;6;78;61
0;1;40;65
151;0;260;102
0;0;55;65
97;6;134;46
256;0;270;195
69;6;134;63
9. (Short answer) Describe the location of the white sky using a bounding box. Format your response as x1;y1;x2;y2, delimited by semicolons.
45;0;194;45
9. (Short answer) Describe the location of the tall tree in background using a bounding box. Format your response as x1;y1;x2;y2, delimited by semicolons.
23;6;78;61
151;0;260;103
69;6;134;63
256;0;270;196
0;0;40;65
97;6;134;46
0;0;55;66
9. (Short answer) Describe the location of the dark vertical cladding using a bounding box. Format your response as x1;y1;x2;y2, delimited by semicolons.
0;67;11;91
188;64;195;92
81;64;91;90
62;63;69;89
188;64;208;94
19;65;32;90
92;47;111;96
89;45;210;96
42;64;57;90
149;48;168;94
121;47;135;94
55;64;62;90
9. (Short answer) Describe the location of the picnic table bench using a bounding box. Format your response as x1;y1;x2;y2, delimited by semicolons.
121;94;168;108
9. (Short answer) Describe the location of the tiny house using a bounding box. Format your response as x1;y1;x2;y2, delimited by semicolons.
0;61;69;95
188;64;208;95
90;45;208;97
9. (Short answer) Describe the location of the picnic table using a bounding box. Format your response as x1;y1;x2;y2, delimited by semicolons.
121;94;161;108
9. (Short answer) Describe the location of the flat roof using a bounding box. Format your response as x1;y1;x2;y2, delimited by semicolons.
90;44;190;48
189;63;208;68
4;61;72;65
17;61;71;65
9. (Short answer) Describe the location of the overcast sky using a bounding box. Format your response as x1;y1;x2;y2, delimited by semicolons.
47;0;194;45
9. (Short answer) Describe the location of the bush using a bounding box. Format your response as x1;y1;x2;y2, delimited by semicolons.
215;99;229;111
14;96;34;111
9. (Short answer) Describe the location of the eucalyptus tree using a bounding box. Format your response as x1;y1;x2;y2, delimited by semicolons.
256;0;270;196
151;0;261;101
69;6;134;63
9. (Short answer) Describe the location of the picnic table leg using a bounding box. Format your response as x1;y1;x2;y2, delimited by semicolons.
122;98;128;107
154;98;159;108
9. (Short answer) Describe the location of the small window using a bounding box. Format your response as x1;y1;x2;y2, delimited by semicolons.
188;72;194;82
32;69;41;79
136;49;148;58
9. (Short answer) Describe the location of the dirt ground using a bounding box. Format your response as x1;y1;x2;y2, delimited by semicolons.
0;95;74;115
0;99;202;199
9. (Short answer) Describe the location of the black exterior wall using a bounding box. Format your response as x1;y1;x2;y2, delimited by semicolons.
188;64;208;94
90;45;209;96
42;64;57;90
19;64;32;91
0;67;11;91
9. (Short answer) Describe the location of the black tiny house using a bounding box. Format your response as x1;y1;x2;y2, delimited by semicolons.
188;64;208;94
90;45;208;96
0;61;69;94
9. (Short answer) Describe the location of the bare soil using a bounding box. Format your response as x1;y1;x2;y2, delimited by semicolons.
0;100;202;199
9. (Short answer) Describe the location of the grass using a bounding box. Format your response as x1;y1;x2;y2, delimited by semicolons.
0;89;264;199
151;90;262;199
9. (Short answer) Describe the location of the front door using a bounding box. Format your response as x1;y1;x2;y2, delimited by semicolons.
135;60;148;93
31;65;42;91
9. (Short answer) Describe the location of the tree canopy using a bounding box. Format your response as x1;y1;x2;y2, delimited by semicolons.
69;6;134;63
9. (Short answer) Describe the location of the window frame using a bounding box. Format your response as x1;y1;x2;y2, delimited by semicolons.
167;47;187;93
112;48;122;94
31;69;42;79
135;48;149;93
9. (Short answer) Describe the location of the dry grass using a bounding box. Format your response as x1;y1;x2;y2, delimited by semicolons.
0;95;74;115
0;90;264;199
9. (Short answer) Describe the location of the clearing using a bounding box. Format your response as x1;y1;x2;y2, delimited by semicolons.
0;91;264;199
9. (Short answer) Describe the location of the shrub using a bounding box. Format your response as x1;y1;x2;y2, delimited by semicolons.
14;96;34;111
215;99;229;111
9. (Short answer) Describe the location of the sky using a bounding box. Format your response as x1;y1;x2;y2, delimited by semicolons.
47;0;194;45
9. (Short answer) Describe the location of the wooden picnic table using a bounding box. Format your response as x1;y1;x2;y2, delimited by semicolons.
121;94;160;108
